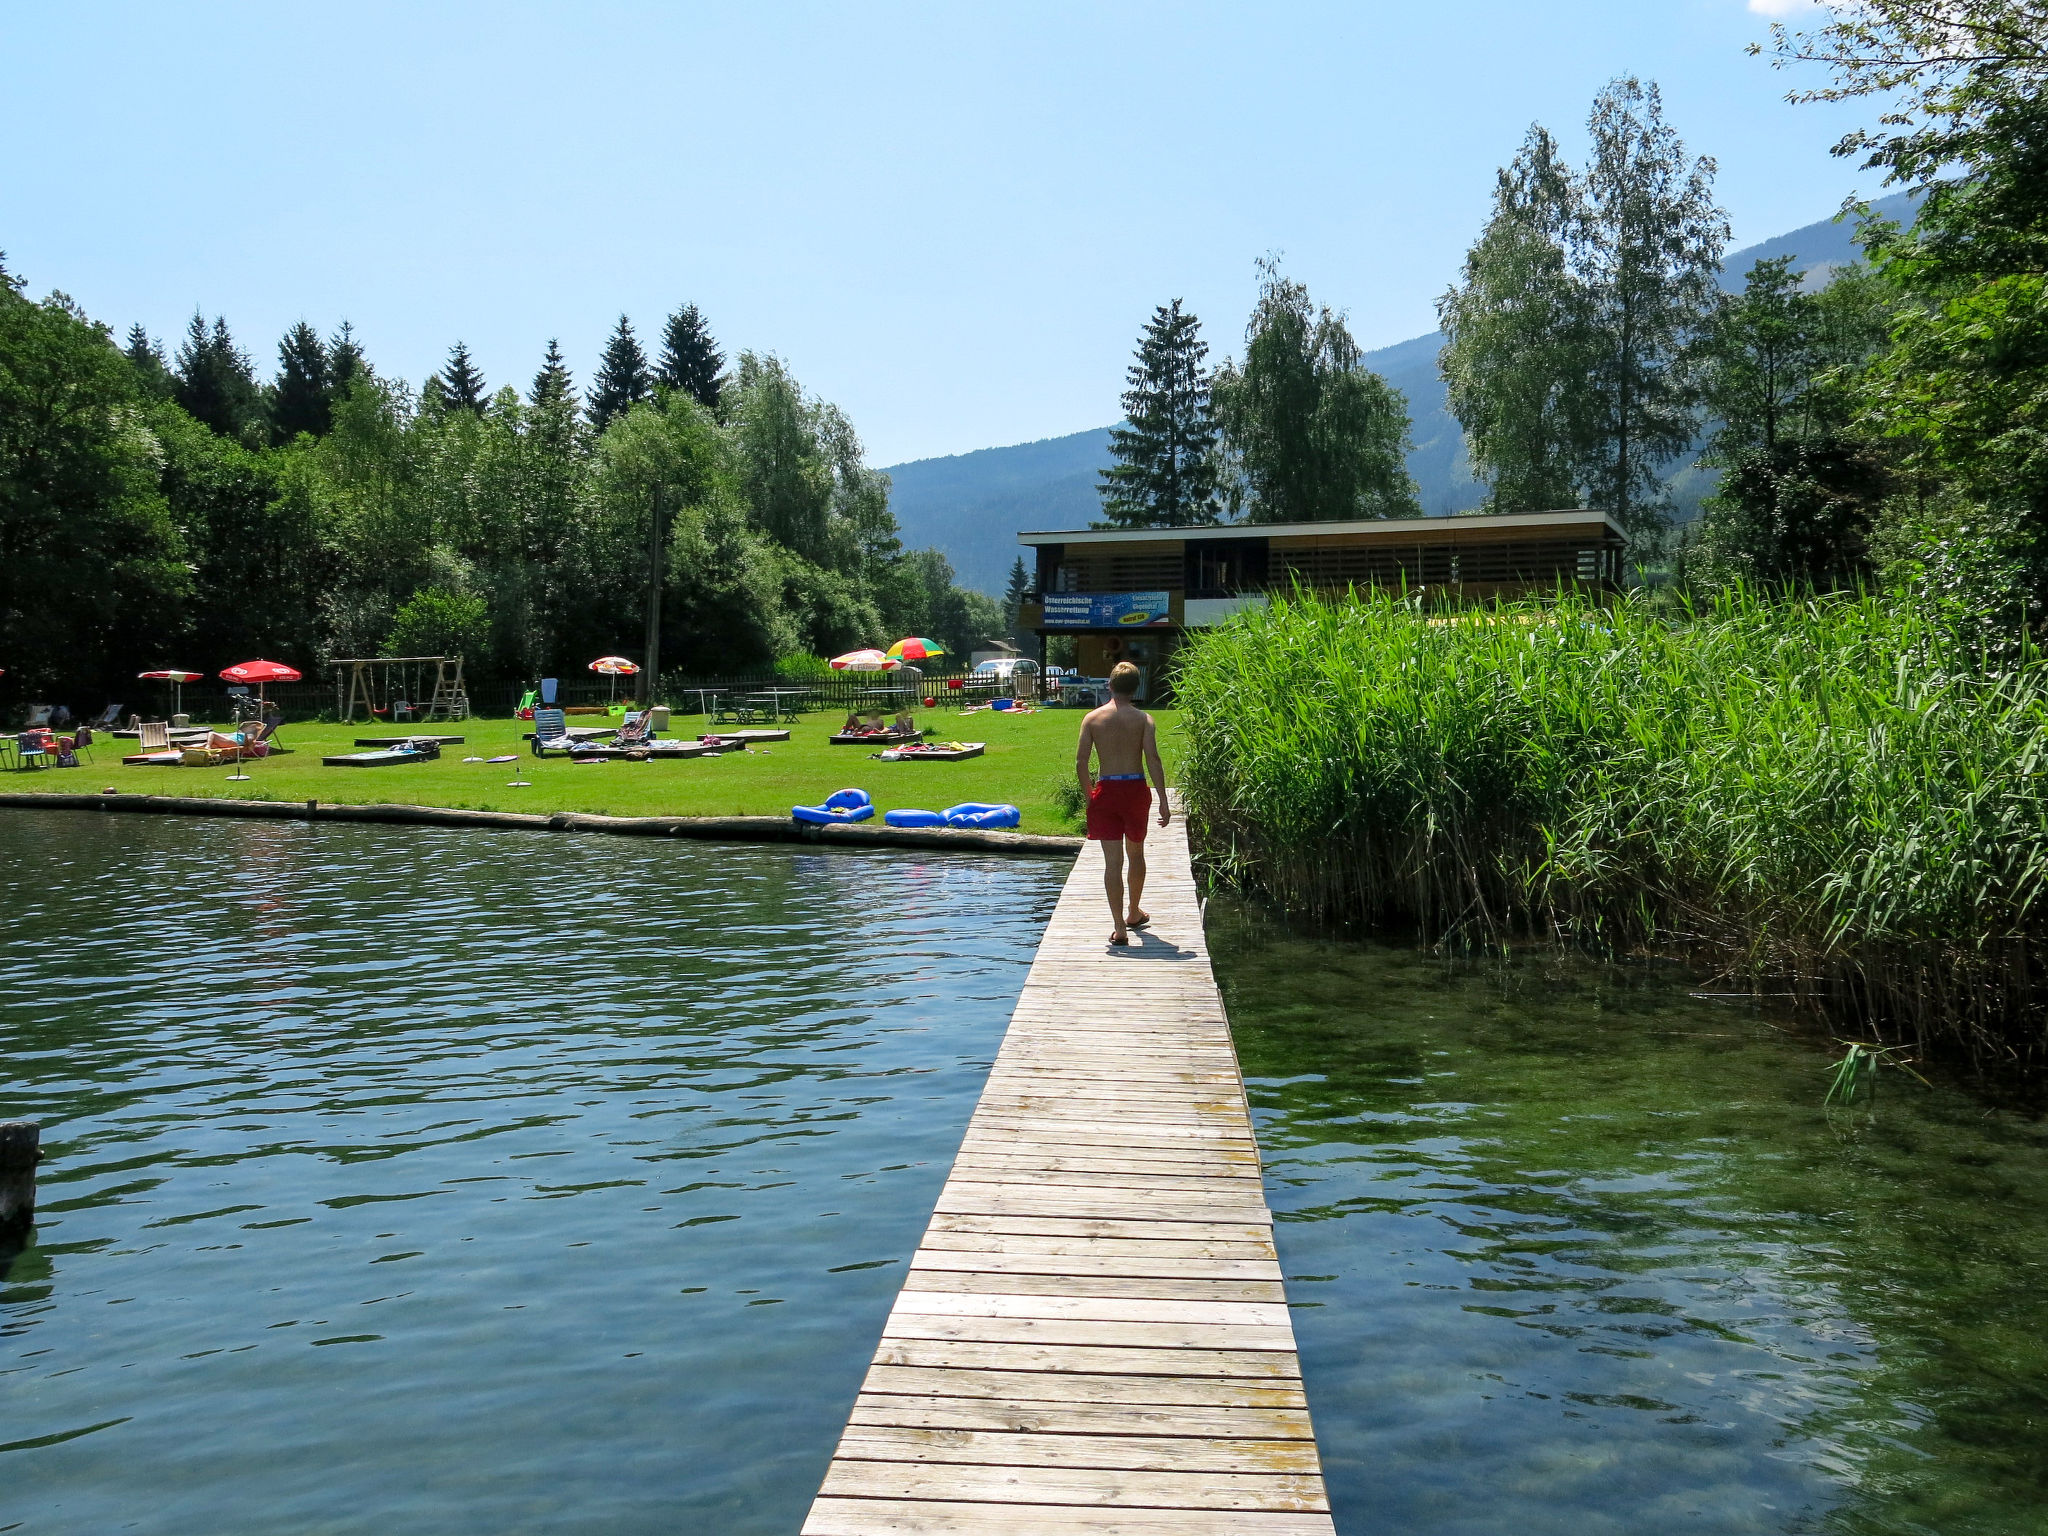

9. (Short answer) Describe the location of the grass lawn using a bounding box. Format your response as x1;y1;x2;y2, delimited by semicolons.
6;706;1185;835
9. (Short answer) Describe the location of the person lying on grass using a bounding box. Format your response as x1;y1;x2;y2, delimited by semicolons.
1074;661;1170;946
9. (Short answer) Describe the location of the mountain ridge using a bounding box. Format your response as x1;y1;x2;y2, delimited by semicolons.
885;192;1916;594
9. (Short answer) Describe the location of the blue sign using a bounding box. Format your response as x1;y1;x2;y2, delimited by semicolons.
1041;591;1172;628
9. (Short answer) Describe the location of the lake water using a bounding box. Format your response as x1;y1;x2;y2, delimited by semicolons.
1210;895;2048;1536
0;813;1063;1534
6;815;2046;1535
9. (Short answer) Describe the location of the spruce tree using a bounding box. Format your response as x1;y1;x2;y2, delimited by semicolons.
124;323;176;399
588;315;652;432
1002;556;1033;649
328;320;367;396
1097;299;1221;527
173;311;262;439
270;320;332;441
436;341;488;414
656;305;725;412
530;338;577;410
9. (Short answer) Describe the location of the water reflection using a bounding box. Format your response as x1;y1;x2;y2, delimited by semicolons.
0;814;1062;1535
1210;894;2048;1536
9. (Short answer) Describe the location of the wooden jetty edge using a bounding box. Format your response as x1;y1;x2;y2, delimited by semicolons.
805;814;1336;1534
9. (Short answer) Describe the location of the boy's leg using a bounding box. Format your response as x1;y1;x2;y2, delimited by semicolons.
1125;839;1149;926
1101;839;1129;943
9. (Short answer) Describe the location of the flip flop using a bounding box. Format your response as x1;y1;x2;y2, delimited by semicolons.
487;754;517;763
1128;914;1151;929
1109;931;1131;946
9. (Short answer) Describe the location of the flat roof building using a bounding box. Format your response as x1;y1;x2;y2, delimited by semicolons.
1017;508;1626;702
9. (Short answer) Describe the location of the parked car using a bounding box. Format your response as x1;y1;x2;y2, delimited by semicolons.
969;657;1040;698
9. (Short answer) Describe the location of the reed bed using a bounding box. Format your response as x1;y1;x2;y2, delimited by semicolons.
1175;586;2048;1063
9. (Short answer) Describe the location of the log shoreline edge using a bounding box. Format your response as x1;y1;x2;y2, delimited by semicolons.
0;793;1082;859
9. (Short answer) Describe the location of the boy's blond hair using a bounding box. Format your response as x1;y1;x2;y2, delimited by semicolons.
1107;660;1141;697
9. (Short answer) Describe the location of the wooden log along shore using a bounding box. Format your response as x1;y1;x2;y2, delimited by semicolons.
804;813;1335;1534
0;793;1079;858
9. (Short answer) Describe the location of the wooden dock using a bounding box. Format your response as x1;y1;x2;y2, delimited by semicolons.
804;816;1335;1534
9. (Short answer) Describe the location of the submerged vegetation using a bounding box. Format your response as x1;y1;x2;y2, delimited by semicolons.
1176;586;2048;1063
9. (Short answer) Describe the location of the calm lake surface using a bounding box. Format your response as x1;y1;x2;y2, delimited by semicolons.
7;815;2046;1534
1210;895;2048;1536
0;813;1063;1534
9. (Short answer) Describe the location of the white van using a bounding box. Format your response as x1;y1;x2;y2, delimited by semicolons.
970;657;1041;698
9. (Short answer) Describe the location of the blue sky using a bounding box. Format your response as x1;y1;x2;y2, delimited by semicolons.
4;1;1865;465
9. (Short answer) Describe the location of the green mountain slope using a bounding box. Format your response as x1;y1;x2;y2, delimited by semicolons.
886;193;1916;592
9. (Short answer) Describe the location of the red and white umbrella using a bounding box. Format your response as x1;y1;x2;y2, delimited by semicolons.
589;655;639;703
139;668;203;716
829;649;901;672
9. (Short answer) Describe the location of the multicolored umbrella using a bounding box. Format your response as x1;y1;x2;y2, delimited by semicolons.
887;637;946;662
829;649;901;672
589;655;639;703
139;668;203;717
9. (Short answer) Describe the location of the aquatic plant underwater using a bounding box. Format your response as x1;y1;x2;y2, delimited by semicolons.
1174;584;2048;1064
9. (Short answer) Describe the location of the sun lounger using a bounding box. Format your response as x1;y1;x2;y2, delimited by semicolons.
717;728;791;743
323;738;444;767
354;735;465;747
880;741;985;760
829;729;923;746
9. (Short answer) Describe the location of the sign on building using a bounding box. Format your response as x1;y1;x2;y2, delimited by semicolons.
1041;591;1172;628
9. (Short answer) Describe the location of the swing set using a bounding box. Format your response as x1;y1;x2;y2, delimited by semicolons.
329;656;471;725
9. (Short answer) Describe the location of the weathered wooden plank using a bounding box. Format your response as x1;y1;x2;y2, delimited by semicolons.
833;1425;1323;1475
900;1267;1289;1302
889;1289;1292;1328
909;1250;1284;1282
816;1461;1330;1513
804;1498;1338;1534
847;1395;1316;1440
880;1314;1300;1354
873;1337;1301;1380
858;1364;1309;1410
926;1212;1275;1246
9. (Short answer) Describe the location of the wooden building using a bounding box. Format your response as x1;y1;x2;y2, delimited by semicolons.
1018;508;1626;701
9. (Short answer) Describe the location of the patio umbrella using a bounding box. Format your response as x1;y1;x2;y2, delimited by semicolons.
219;659;301;713
828;649;901;671
589;655;639;704
886;637;946;663
138;668;202;718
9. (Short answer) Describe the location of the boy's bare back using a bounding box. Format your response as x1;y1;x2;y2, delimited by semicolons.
1078;698;1153;778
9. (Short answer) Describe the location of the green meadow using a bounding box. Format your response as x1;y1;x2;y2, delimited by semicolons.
9;706;1185;836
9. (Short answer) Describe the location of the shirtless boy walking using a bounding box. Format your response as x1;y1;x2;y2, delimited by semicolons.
1074;661;1171;946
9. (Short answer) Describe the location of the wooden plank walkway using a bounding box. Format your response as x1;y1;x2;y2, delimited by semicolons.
804;815;1335;1534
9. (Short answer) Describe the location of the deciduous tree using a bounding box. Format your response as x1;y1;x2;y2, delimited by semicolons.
1213;261;1419;524
1438;126;1591;512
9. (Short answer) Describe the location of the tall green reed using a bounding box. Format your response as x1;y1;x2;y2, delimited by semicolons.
1175;585;2048;1062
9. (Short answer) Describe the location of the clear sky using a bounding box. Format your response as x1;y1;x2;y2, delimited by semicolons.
3;0;1868;466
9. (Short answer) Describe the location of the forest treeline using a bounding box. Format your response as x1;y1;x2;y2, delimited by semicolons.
0;290;1003;708
1102;4;2047;637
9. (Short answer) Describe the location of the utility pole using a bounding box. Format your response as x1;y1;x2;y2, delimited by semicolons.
644;485;665;707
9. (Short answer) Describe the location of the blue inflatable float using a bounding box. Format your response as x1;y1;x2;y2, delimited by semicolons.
943;802;1021;830
793;787;875;825
883;808;946;828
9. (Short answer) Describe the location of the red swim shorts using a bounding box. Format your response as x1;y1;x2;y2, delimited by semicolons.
1086;778;1152;842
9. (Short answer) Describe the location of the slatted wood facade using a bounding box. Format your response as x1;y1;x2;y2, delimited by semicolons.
804;818;1335;1534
